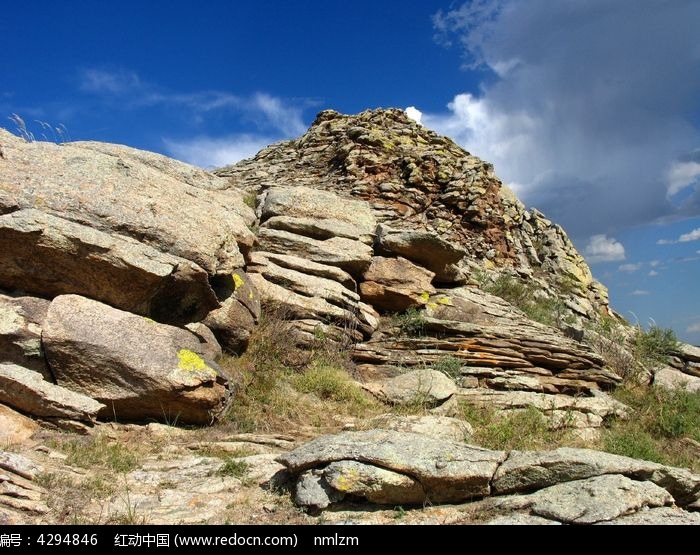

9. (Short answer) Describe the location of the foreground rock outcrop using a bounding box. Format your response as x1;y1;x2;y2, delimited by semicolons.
277;430;700;524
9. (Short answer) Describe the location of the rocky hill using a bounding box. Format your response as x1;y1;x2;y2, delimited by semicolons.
0;110;699;525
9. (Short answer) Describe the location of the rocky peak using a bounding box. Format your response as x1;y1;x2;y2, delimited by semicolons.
218;108;609;319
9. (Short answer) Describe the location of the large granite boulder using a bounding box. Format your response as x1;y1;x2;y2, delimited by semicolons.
0;130;255;276
0;210;218;325
43;295;231;425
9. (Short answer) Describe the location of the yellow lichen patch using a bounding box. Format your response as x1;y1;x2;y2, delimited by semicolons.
173;349;217;386
177;349;209;372
437;296;452;306
419;291;431;302
332;468;360;493
232;273;245;291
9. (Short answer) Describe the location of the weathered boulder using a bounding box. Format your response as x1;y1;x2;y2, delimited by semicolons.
366;369;456;408
492;447;700;506
324;460;425;505
359;256;435;312
655;366;700;393
375;224;466;283
294;470;344;510
366;414;472;442
0;210;218;325
0;404;38;444
277;430;506;504
0;363;104;422
504;475;673;524
0;293;51;379
0;130;255;275
43;295;231;424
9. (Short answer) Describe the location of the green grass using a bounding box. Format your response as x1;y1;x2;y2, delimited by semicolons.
291;364;373;410
432;356;463;380
603;385;700;471
483;274;574;328
51;436;139;473
459;403;574;451
217;458;251;479
392;307;426;337
632;325;680;369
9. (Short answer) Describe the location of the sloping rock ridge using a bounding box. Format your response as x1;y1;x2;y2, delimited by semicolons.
218;108;610;318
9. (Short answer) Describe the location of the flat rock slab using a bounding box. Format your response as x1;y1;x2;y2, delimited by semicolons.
0;209;217;325
360;256;436;312
366;414;473;442
277;430;506;503
43;295;231;425
256;228;373;277
0;363;104;422
492;447;700;506
524;474;673;524
261;186;376;240
372;369;457;407
597;506;700;525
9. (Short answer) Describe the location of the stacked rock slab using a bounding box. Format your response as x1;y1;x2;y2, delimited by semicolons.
218;108;609;319
0;129;257;424
247;185;380;344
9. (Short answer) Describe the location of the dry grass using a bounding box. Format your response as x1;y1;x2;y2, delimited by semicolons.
221;302;380;433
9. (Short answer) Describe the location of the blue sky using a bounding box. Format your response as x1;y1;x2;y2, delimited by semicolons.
1;1;699;343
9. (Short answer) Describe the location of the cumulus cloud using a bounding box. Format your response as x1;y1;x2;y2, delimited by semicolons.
583;234;625;264
164;135;273;169
405;107;423;125
618;263;641;273
630;290;650;296
648;270;659;277
428;0;700;238
658;227;700;245
687;323;700;333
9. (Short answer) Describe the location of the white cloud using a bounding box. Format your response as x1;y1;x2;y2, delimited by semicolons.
680;228;700;242
79;68;142;94
687;323;700;333
667;160;700;197
657;227;700;245
583;234;626;264
405;107;423;125
648;270;659;277
618;263;641;273
649;260;661;267
79;68;306;138
630;290;650;296
163;135;273;169
429;0;700;238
